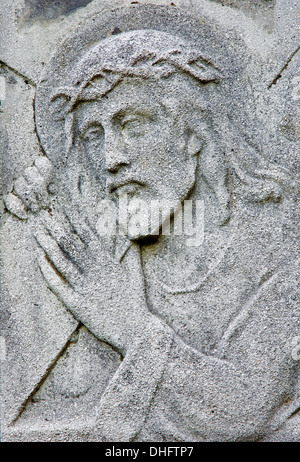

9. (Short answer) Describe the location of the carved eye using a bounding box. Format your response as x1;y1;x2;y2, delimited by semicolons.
121;115;152;136
82;125;104;143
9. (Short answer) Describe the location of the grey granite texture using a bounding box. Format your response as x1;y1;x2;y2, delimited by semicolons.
0;0;299;442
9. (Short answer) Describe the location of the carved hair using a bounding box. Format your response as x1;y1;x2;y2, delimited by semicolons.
49;29;221;119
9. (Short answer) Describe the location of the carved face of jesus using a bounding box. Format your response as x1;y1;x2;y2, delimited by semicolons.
75;78;199;239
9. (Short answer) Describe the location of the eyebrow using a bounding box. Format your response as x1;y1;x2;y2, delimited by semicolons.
112;107;155;123
78;102;160;135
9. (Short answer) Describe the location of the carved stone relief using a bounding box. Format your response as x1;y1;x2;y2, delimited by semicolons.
0;3;299;442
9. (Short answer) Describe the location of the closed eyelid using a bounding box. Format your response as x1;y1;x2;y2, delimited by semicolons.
119;112;154;127
81;122;104;138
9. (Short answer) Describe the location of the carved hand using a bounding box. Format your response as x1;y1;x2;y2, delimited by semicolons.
3;157;54;220
33;209;153;355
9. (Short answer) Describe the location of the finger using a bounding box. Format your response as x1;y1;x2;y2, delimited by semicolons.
35;156;56;196
62;208;118;271
13;176;40;213
24;166;51;209
63;206;96;246
23;167;50;209
35;229;81;285
14;176;30;203
36;187;51;209
37;252;76;308
122;242;146;294
3;193;28;220
23;166;44;186
42;213;88;270
34;157;54;183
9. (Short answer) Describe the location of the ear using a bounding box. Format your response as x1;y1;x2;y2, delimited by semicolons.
187;132;204;158
185;120;210;159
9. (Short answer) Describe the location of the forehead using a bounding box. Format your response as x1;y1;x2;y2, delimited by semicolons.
75;78;168;127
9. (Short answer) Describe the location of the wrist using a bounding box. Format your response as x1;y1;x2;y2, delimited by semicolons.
125;312;173;355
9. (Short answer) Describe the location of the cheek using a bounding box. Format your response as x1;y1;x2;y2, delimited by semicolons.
83;141;105;172
122;123;176;171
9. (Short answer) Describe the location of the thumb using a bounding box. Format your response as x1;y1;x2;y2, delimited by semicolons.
122;243;146;296
3;192;28;220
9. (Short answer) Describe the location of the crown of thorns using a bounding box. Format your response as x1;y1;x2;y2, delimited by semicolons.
50;47;221;121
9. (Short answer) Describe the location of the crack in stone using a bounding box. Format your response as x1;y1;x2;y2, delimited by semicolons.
268;46;300;89
0;60;36;87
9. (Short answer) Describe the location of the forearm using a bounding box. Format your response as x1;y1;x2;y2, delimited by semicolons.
146;334;288;441
95;312;297;442
95;316;174;441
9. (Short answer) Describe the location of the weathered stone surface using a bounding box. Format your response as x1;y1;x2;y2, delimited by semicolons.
0;0;299;442
18;0;95;24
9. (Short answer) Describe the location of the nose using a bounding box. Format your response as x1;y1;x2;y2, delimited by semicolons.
104;129;130;173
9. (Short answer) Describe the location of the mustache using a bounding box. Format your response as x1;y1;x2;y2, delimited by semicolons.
106;177;146;194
